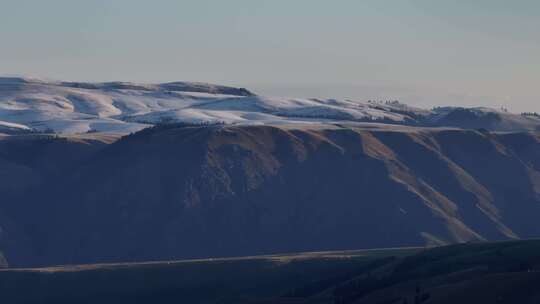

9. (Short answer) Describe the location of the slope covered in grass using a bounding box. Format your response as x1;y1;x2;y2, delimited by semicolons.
0;248;417;304
0;124;539;267
3;241;540;303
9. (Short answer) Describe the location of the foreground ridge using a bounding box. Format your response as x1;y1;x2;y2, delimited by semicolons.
2;240;540;303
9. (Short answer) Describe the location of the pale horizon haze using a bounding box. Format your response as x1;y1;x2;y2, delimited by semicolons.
1;0;538;112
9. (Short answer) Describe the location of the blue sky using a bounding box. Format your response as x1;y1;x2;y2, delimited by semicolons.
1;0;539;111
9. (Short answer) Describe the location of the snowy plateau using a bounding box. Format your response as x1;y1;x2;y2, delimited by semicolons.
0;77;538;135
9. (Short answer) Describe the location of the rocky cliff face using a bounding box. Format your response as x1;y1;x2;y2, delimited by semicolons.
1;124;539;267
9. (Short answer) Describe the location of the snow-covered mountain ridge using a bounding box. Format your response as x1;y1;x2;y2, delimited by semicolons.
0;77;538;134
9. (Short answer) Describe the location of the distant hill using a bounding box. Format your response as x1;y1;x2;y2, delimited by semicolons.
0;124;539;267
1;77;539;134
429;106;540;132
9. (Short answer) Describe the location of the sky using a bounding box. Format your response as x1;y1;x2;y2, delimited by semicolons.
1;0;539;112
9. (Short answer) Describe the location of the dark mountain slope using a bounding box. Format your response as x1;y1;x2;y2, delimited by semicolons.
0;135;110;266
0;124;539;267
35;126;476;265
0;252;6;268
